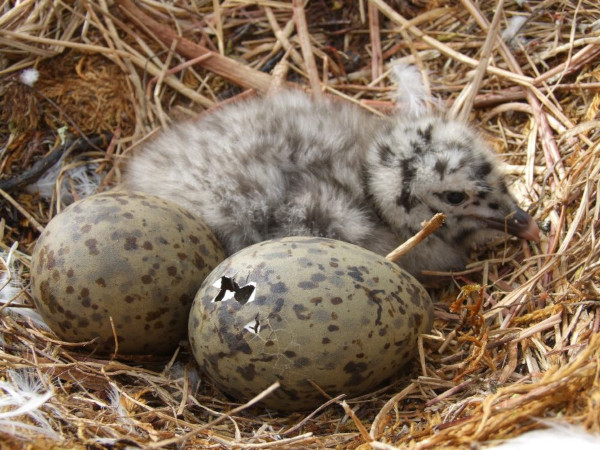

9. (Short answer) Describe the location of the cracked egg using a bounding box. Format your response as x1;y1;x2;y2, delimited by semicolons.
188;236;433;411
30;191;226;355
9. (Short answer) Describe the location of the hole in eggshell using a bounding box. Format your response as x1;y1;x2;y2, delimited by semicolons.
212;276;256;305
244;315;261;334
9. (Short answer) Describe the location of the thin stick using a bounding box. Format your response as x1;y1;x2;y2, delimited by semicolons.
460;0;566;182
146;382;281;448
340;400;372;443
212;0;224;55
452;0;505;121
370;382;418;439
370;0;532;86
264;6;304;68
292;0;322;96
0;189;44;233
385;213;446;263
368;0;383;84
115;0;276;93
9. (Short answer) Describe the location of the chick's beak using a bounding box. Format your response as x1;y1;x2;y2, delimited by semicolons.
482;206;541;243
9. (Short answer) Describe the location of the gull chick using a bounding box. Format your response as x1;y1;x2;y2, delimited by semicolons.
123;90;539;279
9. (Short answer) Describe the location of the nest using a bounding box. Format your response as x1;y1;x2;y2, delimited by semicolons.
1;0;599;448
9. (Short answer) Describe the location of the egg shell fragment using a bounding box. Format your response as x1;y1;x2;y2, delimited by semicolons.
189;236;433;411
30;191;226;355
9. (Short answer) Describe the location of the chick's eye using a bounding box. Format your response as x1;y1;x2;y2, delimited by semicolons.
443;191;467;205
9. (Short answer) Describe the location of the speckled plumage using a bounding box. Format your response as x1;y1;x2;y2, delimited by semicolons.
123;90;539;279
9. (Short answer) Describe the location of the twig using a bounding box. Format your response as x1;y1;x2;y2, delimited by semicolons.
282;394;346;436
292;0;322;96
115;0;276;93
451;0;505;121
385;213;446;262
370;0;533;86
368;1;383;84
370;382;418;439
264;6;304;69
340;400;372;443
146;382;281;448
0;189;44;233
459;0;566;182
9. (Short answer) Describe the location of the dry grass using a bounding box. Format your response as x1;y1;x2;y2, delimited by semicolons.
1;0;599;448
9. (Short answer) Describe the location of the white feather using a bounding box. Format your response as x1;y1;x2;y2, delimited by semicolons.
0;270;20;304
19;68;39;87
0;248;49;330
502;16;528;42
0;369;59;440
106;384;130;420
167;361;202;393
390;62;431;117
493;424;600;449
26;157;102;205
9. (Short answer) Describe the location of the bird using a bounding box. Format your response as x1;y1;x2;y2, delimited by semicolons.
122;89;540;280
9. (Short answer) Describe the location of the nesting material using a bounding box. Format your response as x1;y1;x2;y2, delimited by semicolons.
0;0;599;448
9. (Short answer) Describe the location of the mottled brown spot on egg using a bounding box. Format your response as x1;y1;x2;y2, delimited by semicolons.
294;357;310;368
95;278;106;287
292;304;311;320
141;274;153;284
343;361;368;386
193;253;206;270
270;282;287;294
311;273;326;282
328;324;339;332
142;241;153;250
146;308;168;321
167;266;177;276
124;236;138;250
84;239;99;255
237;364;257;381
330;297;343;305
310;297;322;305
179;293;193;306
46;251;57;270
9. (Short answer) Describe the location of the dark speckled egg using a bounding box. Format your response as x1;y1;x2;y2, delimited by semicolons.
30;191;226;355
188;236;433;411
